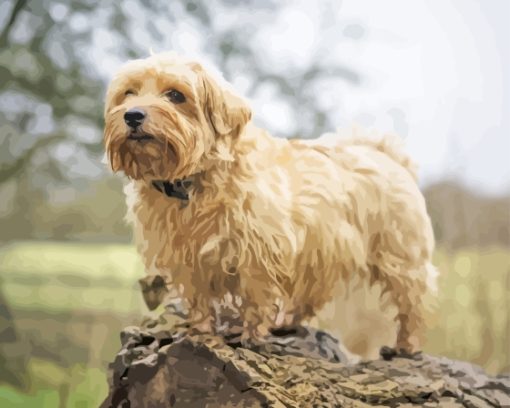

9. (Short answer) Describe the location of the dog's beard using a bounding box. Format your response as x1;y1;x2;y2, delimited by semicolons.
104;106;207;181
112;138;178;181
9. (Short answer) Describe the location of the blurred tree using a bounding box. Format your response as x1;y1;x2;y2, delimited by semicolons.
0;0;104;183
424;182;510;250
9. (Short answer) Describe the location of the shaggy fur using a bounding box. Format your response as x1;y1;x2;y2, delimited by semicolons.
104;52;437;356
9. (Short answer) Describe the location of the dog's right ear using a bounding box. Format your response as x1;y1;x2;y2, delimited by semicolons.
191;63;252;138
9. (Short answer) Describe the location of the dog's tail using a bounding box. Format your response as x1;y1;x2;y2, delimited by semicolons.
315;127;418;181
364;133;418;181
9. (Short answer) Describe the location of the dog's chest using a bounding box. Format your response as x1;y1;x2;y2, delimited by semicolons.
128;181;299;280
131;190;231;269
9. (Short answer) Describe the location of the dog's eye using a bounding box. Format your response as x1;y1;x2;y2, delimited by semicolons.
125;90;135;96
166;89;186;104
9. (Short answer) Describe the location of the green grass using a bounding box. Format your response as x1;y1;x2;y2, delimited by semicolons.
0;241;146;407
0;359;107;408
0;241;508;407
0;386;59;408
426;247;510;374
0;241;143;282
0;241;144;313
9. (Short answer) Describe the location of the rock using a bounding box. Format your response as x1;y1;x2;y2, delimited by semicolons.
100;306;510;408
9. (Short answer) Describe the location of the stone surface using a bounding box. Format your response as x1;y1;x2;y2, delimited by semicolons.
100;307;510;408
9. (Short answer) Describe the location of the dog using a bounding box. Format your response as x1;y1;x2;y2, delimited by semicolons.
104;52;437;357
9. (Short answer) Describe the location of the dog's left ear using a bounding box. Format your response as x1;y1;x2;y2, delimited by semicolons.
192;63;252;138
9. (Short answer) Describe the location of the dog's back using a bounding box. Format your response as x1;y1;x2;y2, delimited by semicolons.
295;128;417;180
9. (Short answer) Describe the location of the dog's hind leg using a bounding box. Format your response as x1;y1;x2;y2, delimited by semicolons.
378;261;436;352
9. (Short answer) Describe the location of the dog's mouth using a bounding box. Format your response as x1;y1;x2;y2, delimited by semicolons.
127;131;155;142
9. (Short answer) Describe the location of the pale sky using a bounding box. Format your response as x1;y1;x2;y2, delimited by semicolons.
246;0;509;195
67;0;510;196
339;0;510;195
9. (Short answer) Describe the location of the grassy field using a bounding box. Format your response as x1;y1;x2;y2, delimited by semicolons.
0;241;508;407
0;242;145;407
426;247;509;374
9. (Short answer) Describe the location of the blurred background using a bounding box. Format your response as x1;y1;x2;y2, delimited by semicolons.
0;0;508;406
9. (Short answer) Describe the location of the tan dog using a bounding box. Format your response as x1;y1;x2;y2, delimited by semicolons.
104;52;437;356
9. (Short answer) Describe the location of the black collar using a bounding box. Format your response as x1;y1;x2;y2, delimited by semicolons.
151;177;194;202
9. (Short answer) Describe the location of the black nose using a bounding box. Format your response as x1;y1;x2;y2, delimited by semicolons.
124;108;146;129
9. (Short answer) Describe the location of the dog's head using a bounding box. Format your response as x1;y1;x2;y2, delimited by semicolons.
104;52;251;181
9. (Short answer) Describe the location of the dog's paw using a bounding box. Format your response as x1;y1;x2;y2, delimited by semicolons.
380;345;422;361
239;324;270;348
188;316;215;335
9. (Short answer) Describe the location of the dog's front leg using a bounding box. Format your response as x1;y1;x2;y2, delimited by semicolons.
173;266;217;335
187;295;216;335
238;274;279;345
191;235;240;335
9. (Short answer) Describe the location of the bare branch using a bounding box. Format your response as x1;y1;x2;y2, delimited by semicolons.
0;0;28;46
